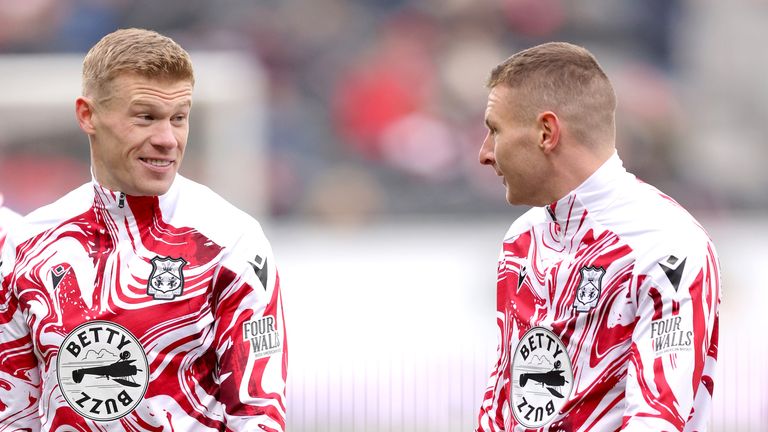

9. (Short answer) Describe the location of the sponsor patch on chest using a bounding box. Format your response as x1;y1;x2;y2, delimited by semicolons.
511;327;573;428
56;321;149;421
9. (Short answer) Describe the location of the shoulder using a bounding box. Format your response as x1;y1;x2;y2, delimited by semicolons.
503;207;548;242
163;176;268;247
597;177;715;269
0;206;23;253
0;206;23;228
11;183;93;245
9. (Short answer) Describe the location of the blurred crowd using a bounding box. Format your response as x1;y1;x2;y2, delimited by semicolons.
0;0;750;222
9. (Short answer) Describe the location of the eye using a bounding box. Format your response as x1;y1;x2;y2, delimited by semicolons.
136;114;153;122
485;121;498;137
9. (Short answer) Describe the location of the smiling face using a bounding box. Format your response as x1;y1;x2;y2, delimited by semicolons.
78;73;193;196
478;85;551;206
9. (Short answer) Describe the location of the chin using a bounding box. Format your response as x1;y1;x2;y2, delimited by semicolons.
505;191;518;206
135;182;173;197
505;194;528;207
148;186;172;197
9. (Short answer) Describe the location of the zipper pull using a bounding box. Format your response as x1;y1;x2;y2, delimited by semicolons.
546;205;556;221
118;192;126;208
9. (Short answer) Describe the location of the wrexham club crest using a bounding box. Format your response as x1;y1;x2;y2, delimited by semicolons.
147;256;187;300
573;266;605;313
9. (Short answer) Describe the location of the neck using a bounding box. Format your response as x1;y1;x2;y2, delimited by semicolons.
547;145;614;204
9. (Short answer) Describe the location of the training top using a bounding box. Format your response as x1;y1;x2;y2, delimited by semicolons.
0;175;287;431
475;153;720;432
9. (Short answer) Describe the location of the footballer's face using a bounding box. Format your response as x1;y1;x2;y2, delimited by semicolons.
77;73;193;196
479;85;550;206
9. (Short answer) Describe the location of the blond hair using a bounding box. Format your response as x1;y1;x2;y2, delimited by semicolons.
82;28;194;101
488;42;616;145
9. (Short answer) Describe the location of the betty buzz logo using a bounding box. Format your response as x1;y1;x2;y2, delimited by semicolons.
511;327;573;428
57;321;149;421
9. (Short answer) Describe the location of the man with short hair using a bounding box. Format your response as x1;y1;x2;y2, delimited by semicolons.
0;28;287;431
475;42;720;431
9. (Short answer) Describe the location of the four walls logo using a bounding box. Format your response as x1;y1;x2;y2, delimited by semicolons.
651;315;693;356
57;321;149;421
243;316;282;359
511;327;573;428
147;256;187;300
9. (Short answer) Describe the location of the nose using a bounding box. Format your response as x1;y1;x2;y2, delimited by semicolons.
478;131;495;166
150;120;177;149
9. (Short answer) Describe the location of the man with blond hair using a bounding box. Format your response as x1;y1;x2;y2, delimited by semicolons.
0;28;287;431
475;42;720;431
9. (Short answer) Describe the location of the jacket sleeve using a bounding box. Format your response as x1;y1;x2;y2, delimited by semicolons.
475;310;510;432
622;241;720;431
476;245;514;432
0;235;42;430
211;223;287;432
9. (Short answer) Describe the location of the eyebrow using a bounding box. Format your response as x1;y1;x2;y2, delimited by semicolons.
129;99;192;110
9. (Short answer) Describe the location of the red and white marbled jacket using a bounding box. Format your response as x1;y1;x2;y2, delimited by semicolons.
0;175;286;431
476;153;720;432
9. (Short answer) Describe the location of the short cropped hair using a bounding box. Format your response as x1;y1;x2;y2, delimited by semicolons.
488;42;616;144
82;28;194;100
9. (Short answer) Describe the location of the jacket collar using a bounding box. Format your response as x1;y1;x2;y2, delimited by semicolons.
545;152;626;230
91;174;180;217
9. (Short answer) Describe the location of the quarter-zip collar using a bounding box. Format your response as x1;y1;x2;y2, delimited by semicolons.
91;174;180;220
545;152;627;237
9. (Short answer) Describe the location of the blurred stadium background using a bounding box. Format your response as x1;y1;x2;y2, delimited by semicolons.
0;0;765;430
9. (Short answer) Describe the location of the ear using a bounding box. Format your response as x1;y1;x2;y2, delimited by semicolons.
75;97;97;135
536;111;561;154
